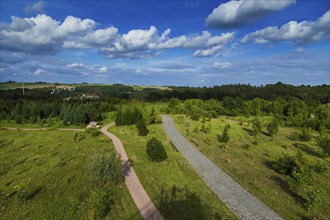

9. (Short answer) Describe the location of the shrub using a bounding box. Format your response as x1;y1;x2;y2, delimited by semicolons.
317;135;330;157
73;132;79;143
146;137;167;162
91;130;101;137
89;189;113;219
267;117;280;137
90;148;124;186
299;127;312;141
217;124;230;144
251;117;262;136
136;119;149;136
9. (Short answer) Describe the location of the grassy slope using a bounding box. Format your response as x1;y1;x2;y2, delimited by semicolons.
110;123;238;220
172;114;330;220
0;129;140;220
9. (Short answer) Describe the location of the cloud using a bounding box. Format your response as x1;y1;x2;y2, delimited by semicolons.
100;28;234;58
24;1;45;14
295;47;304;53
0;14;96;53
66;63;84;68
0;14;234;58
213;62;232;68
99;66;108;73
241;10;330;45
205;0;295;28
34;68;44;76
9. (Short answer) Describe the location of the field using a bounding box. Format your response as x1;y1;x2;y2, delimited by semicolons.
0;129;140;219
172;114;330;220
0;82;171;91
0;82;56;90
110;123;238;220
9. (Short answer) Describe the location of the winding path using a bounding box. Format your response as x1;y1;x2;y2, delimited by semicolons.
162;115;283;220
101;123;164;220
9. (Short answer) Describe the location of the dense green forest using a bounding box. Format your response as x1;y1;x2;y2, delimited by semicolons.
0;82;329;129
1;82;329;103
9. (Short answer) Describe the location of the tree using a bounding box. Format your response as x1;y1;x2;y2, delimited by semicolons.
137;119;149;136
115;107;124;126
218;124;230;144
267;117;280;137
146;137;167;162
252;117;262;136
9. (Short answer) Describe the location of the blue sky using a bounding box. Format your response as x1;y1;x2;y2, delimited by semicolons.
0;0;329;86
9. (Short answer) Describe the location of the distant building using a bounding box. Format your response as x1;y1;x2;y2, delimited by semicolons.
80;93;100;100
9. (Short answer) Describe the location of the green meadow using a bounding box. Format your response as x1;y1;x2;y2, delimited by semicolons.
110;123;238;220
0;129;140;220
172;114;330;220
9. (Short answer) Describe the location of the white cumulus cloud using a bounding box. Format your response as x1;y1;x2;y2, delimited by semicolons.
241;10;330;45
205;0;295;28
1;14;234;58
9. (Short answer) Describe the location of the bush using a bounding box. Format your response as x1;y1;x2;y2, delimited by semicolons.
90;148;124;186
89;189;113;219
299;127;312;141
137;119;149;136
317;135;330;157
146;137;167;162
267;117;280;137
251;117;262;136
91;130;102;137
217;124;230;143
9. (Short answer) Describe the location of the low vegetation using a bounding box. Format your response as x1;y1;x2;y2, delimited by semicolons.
110;123;237;219
172;114;330;220
0;129;140;219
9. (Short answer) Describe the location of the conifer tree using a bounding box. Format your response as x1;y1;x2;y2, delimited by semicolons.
137;119;149;136
115;107;124;126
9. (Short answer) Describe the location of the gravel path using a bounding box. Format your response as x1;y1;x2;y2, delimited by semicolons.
162;115;283;220
101;123;164;220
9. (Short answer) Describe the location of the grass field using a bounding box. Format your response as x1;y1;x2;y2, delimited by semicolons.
0;129;140;220
172;114;330;220
110;123;238;220
0;82;56;90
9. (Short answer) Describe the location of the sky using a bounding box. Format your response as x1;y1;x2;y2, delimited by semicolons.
0;0;329;86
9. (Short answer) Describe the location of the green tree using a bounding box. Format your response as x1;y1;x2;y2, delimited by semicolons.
115;107;124;126
267;117;280;137
252;117;262;136
132;108;142;124
146;137;167;162
218;124;230;144
137;119;149;136
124;108;133;125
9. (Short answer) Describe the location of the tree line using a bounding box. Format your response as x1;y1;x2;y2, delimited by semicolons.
0;99;114;125
1;82;329;104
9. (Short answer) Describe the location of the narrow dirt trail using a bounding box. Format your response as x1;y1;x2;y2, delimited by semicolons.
101;123;164;220
162;115;283;220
